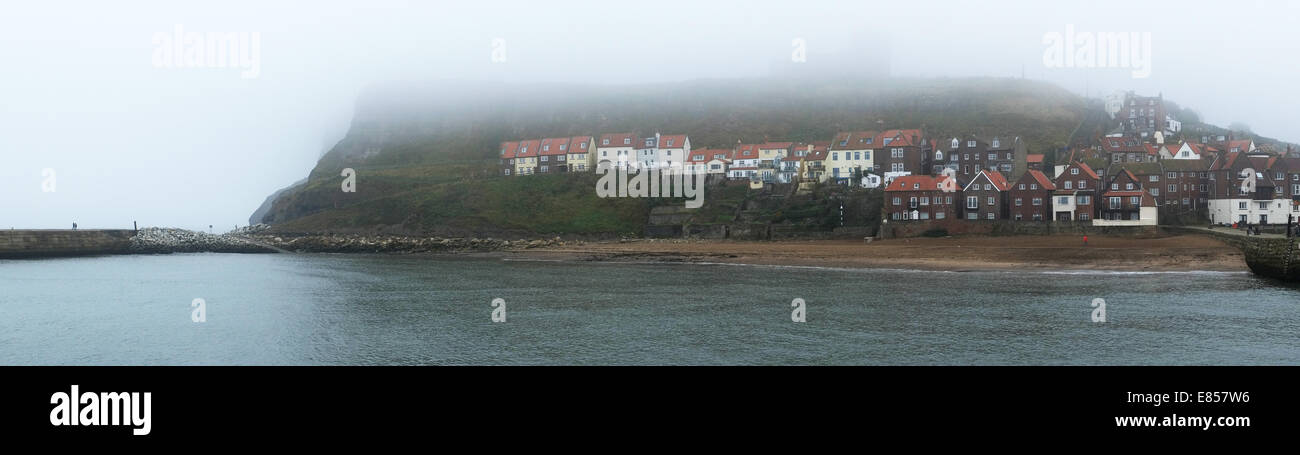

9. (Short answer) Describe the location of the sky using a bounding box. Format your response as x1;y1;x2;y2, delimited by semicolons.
1;0;1297;231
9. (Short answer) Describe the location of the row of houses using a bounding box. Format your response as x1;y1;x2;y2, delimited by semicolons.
500;129;1030;186
889;135;1300;226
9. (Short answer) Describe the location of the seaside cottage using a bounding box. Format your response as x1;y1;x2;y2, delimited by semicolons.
538;137;571;173
885;174;958;222
728;144;761;180
566;136;594;172
1010;169;1056;221
657;134;691;169
826;131;877;183
596;133;637;171
514;139;541;176
1159;157;1214;217
960;169;1011;220
686;148;731;175
499;141;519;176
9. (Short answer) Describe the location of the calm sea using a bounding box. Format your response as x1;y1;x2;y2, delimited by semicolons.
2;253;1297;365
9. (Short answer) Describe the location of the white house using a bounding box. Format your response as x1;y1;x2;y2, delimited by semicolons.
596;133;637;170
727;144;761;179
1159;142;1206;160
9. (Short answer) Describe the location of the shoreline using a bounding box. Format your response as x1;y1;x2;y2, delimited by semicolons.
497;234;1248;273
4;228;1250;274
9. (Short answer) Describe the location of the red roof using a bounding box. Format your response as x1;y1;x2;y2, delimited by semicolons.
540;137;570;156
1026;154;1044;163
731;144;761;160
687;149;730;164
516;139;541;158
879;129;923;147
1101;136;1147;153
1074;161;1100;179
887;174;955;192
499;141;519;159
658;134;688;149
831;131;880;150
598;133;636;148
566;136;592;155
1227;140;1253;153
759;142;793;150
1022;169;1056;190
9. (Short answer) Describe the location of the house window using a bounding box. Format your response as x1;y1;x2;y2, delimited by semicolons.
1071;168;1079;175
1018;184;1026;190
1032;213;1042;221
541;156;549;162
540;165;549;172
1080;213;1091;221
1130;196;1140;205
984;184;992;191
987;153;996;161
968;213;979;220
1078;195;1090;205
936;212;946;220
1064;181;1072;189
1239;202;1247;210
987;196;995;206
1259;202;1269;210
1110;197;1121;209
1058;197;1069;205
1079;181;1086;189
1015;214;1023;221
1030;184;1037;190
832;153;838;160
1125;183;1134;190
1015;198;1023;206
892;197;901;206
986;212;995;220
967;196;978;209
967;141;976;147
1032;198;1042;206
920;197;930;206
1111;183;1119;190
1151;188;1160;196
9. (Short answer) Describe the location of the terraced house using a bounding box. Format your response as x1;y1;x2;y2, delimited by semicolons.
596;132;636;170
1052;161;1101;222
499;141;519;176
514;139;540;175
566;136;594;172
938;135;1024;180
878;129;929;175
1097;168;1158;225
728;144;761;180
538;137;569;173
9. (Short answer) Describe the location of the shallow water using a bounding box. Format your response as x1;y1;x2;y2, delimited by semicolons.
1;253;1297;365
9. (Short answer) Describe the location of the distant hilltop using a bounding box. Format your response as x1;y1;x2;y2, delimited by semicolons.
250;76;1290;236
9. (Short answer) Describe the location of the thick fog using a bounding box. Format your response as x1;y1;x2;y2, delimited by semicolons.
2;0;1296;230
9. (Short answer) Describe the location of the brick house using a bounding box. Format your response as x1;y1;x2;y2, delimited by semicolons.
1051;161;1101;222
885;174;958;222
1098;168;1158;224
1010;169;1055;221
878;129;930;175
960;169;1011;220
538;137;570;173
499;141;519;176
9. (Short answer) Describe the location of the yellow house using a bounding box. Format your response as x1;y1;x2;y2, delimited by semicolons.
566;136;595;172
515;139;541;175
824;131;878;182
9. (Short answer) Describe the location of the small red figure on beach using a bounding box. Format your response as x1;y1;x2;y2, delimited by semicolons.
1083;235;1088;246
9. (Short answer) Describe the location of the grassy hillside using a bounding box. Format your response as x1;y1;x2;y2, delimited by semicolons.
262;76;1090;235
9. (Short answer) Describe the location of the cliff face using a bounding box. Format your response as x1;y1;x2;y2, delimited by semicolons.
252;77;1090;234
249;178;306;225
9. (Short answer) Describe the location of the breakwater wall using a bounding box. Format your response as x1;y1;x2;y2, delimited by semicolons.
1161;226;1299;282
0;229;136;259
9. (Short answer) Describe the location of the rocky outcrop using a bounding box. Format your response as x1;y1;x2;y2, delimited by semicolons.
129;228;277;254
244;233;567;254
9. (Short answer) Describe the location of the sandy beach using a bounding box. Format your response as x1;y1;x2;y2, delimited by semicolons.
509;234;1247;272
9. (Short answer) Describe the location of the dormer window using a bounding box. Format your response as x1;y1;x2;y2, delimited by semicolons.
559;144;566;151
623;138;631;145
543;145;550;151
602;138;610;145
666;139;674;147
992;139;1000;148
951;138;959;148
913;183;919;189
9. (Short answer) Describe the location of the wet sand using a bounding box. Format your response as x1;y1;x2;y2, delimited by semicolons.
507;234;1247;272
